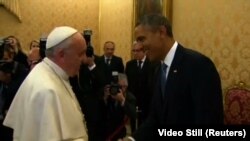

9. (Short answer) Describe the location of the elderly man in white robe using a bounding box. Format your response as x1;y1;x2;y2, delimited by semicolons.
3;26;88;141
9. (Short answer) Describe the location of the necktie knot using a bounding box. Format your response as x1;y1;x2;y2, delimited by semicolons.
162;63;168;75
106;58;111;64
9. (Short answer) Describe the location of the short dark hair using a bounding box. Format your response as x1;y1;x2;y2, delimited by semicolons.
104;41;115;47
137;14;173;37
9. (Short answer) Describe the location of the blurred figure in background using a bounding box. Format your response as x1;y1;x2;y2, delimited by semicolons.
125;41;153;132
29;40;40;50
27;47;43;70
97;41;124;85
70;54;106;141
102;73;136;141
0;43;29;141
4;36;29;68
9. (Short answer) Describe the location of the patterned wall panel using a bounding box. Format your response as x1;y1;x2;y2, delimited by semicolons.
0;0;99;54
1;0;248;93
99;0;133;65
0;0;22;21
172;0;250;93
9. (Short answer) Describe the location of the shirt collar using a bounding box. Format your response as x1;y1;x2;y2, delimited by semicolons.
138;55;146;63
163;41;178;67
43;57;69;81
104;56;112;60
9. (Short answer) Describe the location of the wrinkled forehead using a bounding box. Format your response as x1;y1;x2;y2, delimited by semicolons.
70;33;86;48
119;79;128;86
104;42;115;49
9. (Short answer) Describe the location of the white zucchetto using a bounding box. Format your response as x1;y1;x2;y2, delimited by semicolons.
46;26;78;49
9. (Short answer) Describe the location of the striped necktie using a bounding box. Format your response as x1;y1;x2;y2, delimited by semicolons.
161;63;168;99
106;58;111;65
138;60;142;69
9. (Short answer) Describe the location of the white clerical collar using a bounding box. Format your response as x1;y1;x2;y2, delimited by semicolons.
163;41;178;67
43;57;69;81
140;55;146;62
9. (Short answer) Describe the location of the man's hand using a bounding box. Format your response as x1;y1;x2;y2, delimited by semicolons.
110;89;125;106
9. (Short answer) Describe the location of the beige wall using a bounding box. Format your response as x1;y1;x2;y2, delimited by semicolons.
0;0;133;63
99;0;133;64
0;0;100;54
172;0;250;92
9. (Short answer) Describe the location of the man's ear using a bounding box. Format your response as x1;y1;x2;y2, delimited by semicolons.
57;48;65;58
159;25;167;36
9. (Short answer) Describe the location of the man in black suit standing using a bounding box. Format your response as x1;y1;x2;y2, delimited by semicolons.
97;41;124;85
70;55;106;141
125;41;153;132
130;14;224;140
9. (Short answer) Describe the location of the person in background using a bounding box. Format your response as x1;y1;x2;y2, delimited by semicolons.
3;26;89;141
1;46;15;62
97;41;124;85
70;54;106;141
29;40;40;50
27;47;43;70
130;14;224;140
0;43;29;141
4;36;29;68
103;73;136;141
125;41;153;133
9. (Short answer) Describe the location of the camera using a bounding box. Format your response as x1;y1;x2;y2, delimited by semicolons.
109;71;121;95
0;61;18;74
4;38;13;45
39;37;47;58
83;29;94;57
0;38;13;59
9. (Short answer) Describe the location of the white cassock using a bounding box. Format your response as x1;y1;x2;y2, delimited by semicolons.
3;57;88;141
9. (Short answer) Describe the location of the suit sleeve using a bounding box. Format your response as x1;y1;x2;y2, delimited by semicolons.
132;94;158;140
123;91;136;120
118;57;124;73
132;66;159;140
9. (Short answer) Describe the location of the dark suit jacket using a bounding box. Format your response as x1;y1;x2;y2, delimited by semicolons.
96;55;124;85
102;91;136;141
125;57;153;120
70;63;106;141
134;44;224;140
2;62;29;112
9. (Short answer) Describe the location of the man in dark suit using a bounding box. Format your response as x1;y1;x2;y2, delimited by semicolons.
70;55;106;141
102;73;136;141
0;61;29;141
97;41;124;85
130;14;224;140
125;41;153;132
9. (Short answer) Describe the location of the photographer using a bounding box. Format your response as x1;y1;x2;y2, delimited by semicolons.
0;60;29;141
3;36;29;68
103;73;136;141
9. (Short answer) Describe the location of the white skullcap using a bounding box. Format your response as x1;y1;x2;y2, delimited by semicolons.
46;26;78;49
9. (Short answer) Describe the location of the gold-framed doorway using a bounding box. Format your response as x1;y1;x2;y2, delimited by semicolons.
134;0;172;25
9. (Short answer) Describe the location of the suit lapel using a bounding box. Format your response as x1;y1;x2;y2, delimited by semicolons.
141;57;148;71
162;45;185;115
